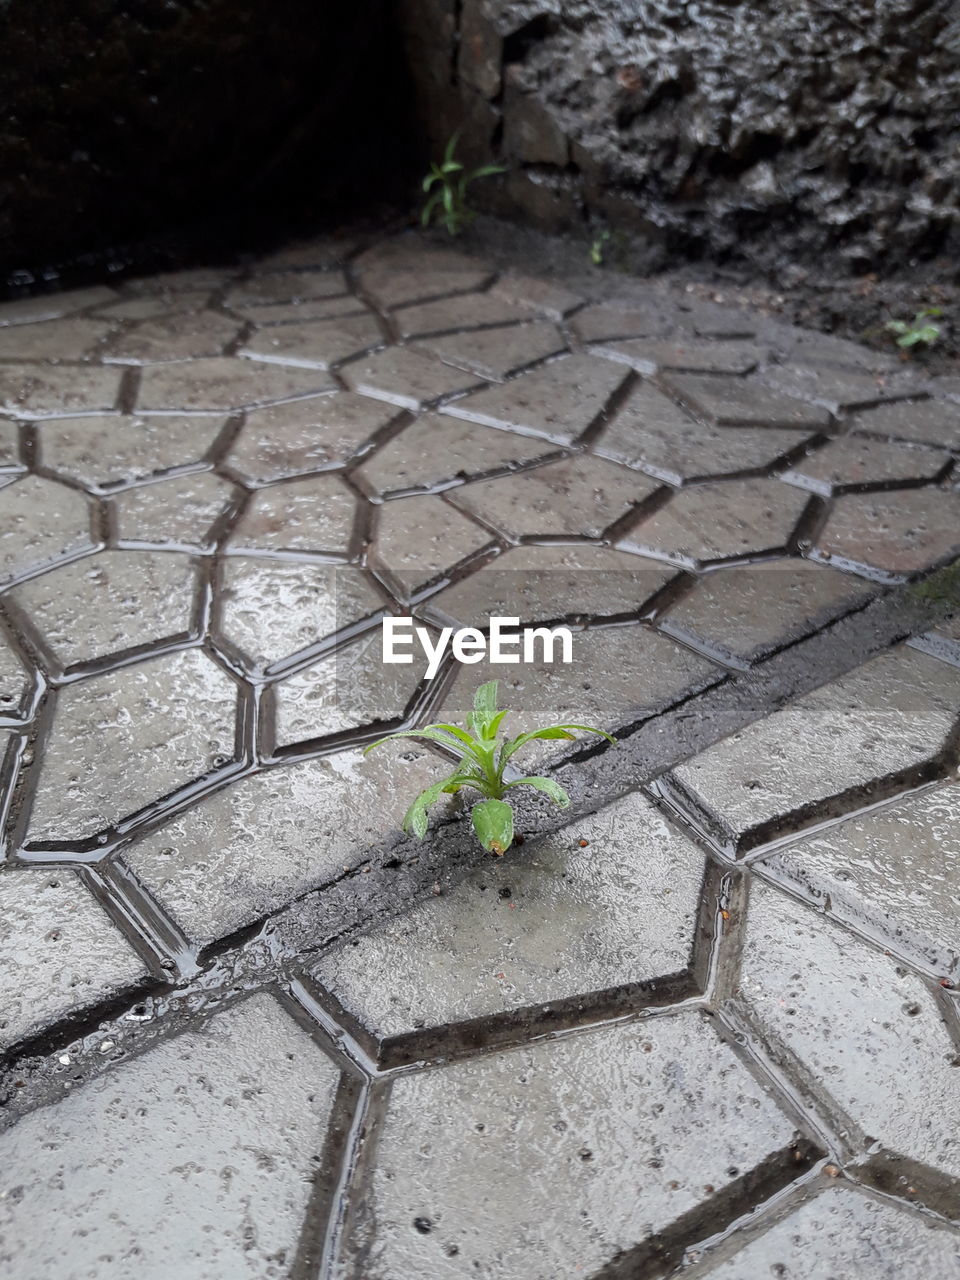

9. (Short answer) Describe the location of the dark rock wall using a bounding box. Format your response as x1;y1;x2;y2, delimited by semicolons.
401;0;960;273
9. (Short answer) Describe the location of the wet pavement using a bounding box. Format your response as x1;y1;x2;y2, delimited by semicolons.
0;230;959;1278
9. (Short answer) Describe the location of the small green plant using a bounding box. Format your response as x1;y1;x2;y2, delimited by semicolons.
885;307;943;350
364;680;616;855
421;133;505;236
589;229;612;266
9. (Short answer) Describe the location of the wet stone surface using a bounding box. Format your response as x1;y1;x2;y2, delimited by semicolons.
0;474;94;584
815;488;960;578
37;413;226;491
110;471;239;551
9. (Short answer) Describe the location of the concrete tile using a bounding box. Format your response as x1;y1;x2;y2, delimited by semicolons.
448;455;655;540
815;489;960;577
112;472;238;551
761;363;918;413
394;292;531;337
490;273;583;320
767;324;898;372
137;356;335;412
123;267;239;294
256;236;358;269
442;354;628;444
101;311;242;363
37;413;225;491
417;320;565;381
0;364;122;417
0;995;340;1278
26;649;239;844
0;419;23;473
8;550;200;670
239;313;384;368
361;266;494;310
0;475;93;584
91;291;214;321
593;338;762;375
0;630;32;715
570;301;671;343
344;1012;797;1278
663;373;832;429
341;347;485;409
665;646;960;854
0;866;147;1051
0;315;115;361
227;475;358;559
852;397;960;450
735;882;960;1178
224;269;349;306
126;750;442;946
371;495;493;590
782;436;947;495
0;287;118;326
231;296;371;325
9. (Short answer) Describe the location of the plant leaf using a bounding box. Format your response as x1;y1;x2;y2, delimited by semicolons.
402;775;459;838
472;680;499;734
443;131;461;165
471;797;514;855
506;775;570;808
885;320;909;334
363;726;481;759
469;164;506;179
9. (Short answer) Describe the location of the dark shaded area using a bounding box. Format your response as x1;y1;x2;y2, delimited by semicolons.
0;0;416;286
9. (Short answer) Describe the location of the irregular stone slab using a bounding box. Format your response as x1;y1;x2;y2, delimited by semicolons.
394;293;531;337
658;560;876;666
0;286;117;326
354;241;487;276
37;413;225;491
354;413;555;498
126;750;441;946
137;356;334;412
0;866;147;1050
341;347;485;409
735;883;960;1178
240;313;384;369
227;475;358;559
782;436;947;495
91;291;214;321
225;268;349;306
112;472;238;551
490;273;583;320
344;1012;797;1278
758;782;960;978
231;296;371;325
570;301;671;343
124;266;238;294
687;303;757;340
8;551;200;671
449;455;655;540
361;266;494;310
704;1183;960;1280
768;324;898;373
594;383;810;482
852;397;960;450
226;393;398;484
26;649;239;844
662;373;832;429
0;364;121;417
442;354;628;444
593;338;761;375
0;995;340;1278
0;475;93;584
430;543;676;627
274;629;429;747
101;311;242;363
815;489;960;578
417;320;565;382
216;558;386;672
618;478;810;568
761;362;917;413
0;419;23;473
0;315;115;361
439;625;720;765
255;235;358;269
0;630;32;716
371;495;493;592
664;646;960;854
313;792;706;1050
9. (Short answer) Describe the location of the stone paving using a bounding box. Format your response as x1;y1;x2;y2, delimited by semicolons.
0;230;959;1279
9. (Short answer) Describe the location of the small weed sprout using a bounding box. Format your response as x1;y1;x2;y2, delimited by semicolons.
589;229;611;266
364;680;616;855
885;307;943;350
421;133;505;236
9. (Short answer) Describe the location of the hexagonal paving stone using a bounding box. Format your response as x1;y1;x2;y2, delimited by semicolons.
227;474;358;559
664;646;960;854
25;648;239;845
0;474;94;583
371;495;493;593
240;313;384;368
761;362;917;413
226;392;399;485
123;266;238;293
734;882;960;1178
273;628;429;748
702;1183;960;1280
0;419;23;473
342;1012;798;1279
781;436;947;495
90;290;213;321
8;550;200;671
569;300;672;343
255;235;358;269
393;292;531;337
618;478;810;568
224;268;349;306
442;354;628;444
658;560;876;666
216;557;386;672
125;749;441;947
137;356;334;412
355;243;492;309
100;310;242;363
37;413;226;490
312;792;706;1055
448;455;655;540
0;364;122;417
439;625;721;765
229;295;371;325
0;286;117;326
758;781;960;979
0;629;32;716
0;995;340;1278
662;373;832;429
592;338;762;375
490;273;583;320
111;472;238;551
851;397;960;450
340;347;485;409
430;543;676;627
0;867;148;1051
593;382;811;482
0;315;115;361
416;320;566;382
814;488;960;578
769;324;897;372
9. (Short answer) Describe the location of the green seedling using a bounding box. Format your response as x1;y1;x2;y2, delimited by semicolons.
421;133;505;236
885;307;943;350
364;679;616;855
589;229;612;266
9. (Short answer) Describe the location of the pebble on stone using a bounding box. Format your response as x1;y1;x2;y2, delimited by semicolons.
416;320;566;382
111;471;238;551
662;372;832;429
814;488;960;578
227;474;359;559
137;356;335;412
0;474;94;584
37;413;226;491
240;313;384;369
341;346;486;409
